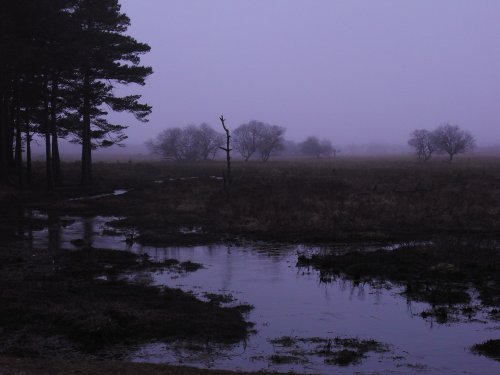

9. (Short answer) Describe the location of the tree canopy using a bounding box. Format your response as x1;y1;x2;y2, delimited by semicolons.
408;124;474;162
233;121;285;162
0;0;152;189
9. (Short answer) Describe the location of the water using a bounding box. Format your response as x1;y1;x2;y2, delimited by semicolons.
27;214;500;374
68;189;130;201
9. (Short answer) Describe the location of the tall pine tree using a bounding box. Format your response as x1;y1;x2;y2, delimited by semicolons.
72;0;152;187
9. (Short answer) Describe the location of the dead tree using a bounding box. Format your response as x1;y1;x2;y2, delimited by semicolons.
219;115;232;187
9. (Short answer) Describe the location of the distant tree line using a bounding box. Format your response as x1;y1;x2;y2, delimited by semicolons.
0;0;152;189
408;123;475;162
148;121;286;162
149;121;340;162
146;123;223;162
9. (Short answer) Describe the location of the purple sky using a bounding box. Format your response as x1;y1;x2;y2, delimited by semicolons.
117;0;500;147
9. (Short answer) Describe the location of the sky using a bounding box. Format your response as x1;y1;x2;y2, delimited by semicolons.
115;0;500;147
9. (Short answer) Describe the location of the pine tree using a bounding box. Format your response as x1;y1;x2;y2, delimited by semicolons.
72;0;152;187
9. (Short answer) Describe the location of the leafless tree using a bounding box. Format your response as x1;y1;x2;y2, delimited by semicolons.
258;125;285;162
233;121;261;161
408;129;436;161
147;123;223;162
233;120;285;162
198;123;224;160
219;115;232;186
432;123;475;161
299;136;334;158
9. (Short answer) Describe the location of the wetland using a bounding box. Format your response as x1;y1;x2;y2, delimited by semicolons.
1;159;500;374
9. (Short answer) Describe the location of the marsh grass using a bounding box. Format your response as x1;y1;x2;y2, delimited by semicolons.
298;239;500;322
471;339;500;361
269;336;388;367
0;243;251;356
8;156;500;244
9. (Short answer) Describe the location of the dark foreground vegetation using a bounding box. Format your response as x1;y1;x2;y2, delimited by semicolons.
297;241;500;322
1;157;500;372
471;339;500;361
0;241;251;357
0;356;274;375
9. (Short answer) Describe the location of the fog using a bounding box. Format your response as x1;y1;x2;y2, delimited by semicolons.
76;1;500;153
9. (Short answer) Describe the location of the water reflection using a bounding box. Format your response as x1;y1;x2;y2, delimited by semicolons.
23;213;500;375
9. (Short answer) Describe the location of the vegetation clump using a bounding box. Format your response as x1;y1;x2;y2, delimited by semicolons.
471;339;500;361
268;336;388;367
297;241;500;321
203;293;236;306
0;243;251;356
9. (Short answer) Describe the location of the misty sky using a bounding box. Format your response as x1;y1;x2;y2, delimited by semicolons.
116;0;500;147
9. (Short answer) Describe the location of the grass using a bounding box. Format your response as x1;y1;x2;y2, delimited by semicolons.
2;156;500;369
0;242;251;356
6;156;500;244
297;239;500;321
268;336;388;367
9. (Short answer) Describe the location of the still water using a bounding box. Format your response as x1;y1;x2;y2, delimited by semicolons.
29;214;499;374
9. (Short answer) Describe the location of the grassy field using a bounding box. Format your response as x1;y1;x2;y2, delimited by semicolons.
21;155;500;244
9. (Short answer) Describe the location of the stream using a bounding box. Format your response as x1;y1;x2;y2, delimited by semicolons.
26;212;500;374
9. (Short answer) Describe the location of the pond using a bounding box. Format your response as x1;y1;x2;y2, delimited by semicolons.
27;213;499;374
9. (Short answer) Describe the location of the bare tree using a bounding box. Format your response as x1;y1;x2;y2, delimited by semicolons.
258;125;285;162
147;127;184;161
147;123;223;162
300;137;322;158
233;121;262;161
432;123;475;161
219;115;232;186
197;123;224;160
299;136;334;158
408;129;436;161
233;121;286;162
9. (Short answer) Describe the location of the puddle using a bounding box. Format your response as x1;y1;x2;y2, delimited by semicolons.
154;176;223;184
26;215;500;374
68;189;130;201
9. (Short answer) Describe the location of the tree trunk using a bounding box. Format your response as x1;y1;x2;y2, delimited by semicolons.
14;75;23;189
50;76;62;185
81;71;92;187
219;115;231;187
25;120;32;187
43;74;54;191
0;92;8;184
6;89;15;176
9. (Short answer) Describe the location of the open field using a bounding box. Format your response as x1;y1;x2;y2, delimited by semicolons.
13;155;500;243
